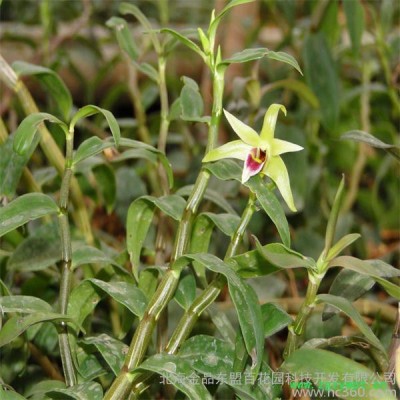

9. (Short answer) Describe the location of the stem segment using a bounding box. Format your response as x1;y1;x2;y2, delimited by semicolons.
57;132;77;386
104;67;225;400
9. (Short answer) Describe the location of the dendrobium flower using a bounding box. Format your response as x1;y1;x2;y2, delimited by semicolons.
203;104;303;211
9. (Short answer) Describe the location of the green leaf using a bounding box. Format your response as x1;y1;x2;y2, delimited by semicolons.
341;130;400;161
119;2;160;52
374;276;400;299
246;175;290;247
180;77;207;123
261;303;292;337
174;273;196;310
148;194;186;221
209;0;254;45
282;348;395;400
13;112;67;155
266;51;303;75
82;334;128;376
87;278;147;318
199;212;241;236
326;233;361;261
106;17;138;60
317;294;386;355
176;185;237;215
22;380;66;400
137;353;212;400
74;137;173;188
322;176;345;258
323;269;374;321
160;28;205;60
8;222;61;271
71;245;122;270
138;63;159;83
126;197;155;280
0;295;52;314
138;267;159;300
343;0;365;56
0;313;76;347
204;159;242;182
12;61;72;120
179;334;234;376
70;105;120;147
190;215;213;287
256;240;315;269
0;387;27;400
67;281;102;328
221;48;269;65
186;253;264;374
0;134;36;198
0;193;59;237
46;382;103;400
303;32;339;131
93;164;116;213
228;247;279;278
328;256;400;278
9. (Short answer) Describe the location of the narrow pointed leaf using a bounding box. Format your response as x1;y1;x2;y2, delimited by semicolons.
326;233;361;261
261;303;292;337
317;294;386;355
174;273;196;310
137;353;212;400
343;0;365;56
186;253;264;374
265;51;303;75
282;348;394;400
106;17;138;60
13;113;67;155
221;48;270;65
71;246;122;271
46;382;103;400
127;198;155;280
12;61;72;120
82;334;128;376
70;105;120;146
0;313;76;347
200;212;241;236
87;279;148;318
203;159;242;181
245;175;290;247
160;28;205;59
138;62;159;82
328;256;400;278
0;296;52;314
0;193;59;237
374;276;400;299
256;240;315;269
341;130;400;161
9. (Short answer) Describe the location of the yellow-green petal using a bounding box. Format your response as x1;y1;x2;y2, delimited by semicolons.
259;104;287;145
271;138;303;156
202;140;251;162
223;109;260;147
263;155;297;212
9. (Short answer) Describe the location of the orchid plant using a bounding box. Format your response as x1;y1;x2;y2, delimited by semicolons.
203;104;303;211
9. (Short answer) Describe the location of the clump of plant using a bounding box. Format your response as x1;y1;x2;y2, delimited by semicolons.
0;1;398;399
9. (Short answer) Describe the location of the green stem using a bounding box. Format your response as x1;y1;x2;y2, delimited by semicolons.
131;193;257;397
104;69;225;400
57;132;77;386
283;272;323;359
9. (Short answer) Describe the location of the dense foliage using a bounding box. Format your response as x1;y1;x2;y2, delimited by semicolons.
0;1;399;399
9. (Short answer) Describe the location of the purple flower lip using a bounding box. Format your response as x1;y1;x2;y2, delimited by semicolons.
243;148;267;182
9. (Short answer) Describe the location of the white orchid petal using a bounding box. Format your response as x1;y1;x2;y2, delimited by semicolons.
271;139;303;156
263;156;297;212
223;109;260;147
203;140;252;162
260;104;287;144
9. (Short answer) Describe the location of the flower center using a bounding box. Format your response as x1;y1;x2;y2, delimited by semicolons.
250;147;267;164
